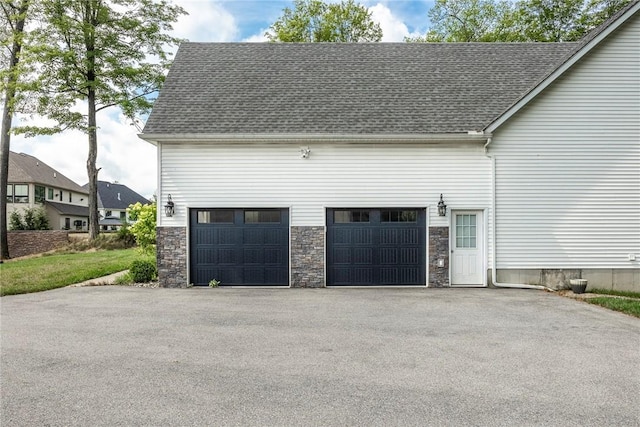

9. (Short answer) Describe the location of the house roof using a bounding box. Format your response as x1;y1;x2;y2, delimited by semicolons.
84;181;150;210
99;216;124;226
8;151;88;194
142;41;577;137
46;201;89;217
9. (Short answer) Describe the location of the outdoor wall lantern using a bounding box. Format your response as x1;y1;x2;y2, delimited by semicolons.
164;194;175;217
300;146;311;159
437;194;447;217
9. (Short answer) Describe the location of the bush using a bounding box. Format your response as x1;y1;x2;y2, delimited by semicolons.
127;202;157;254
129;259;157;283
8;207;50;230
9;211;24;230
114;272;134;285
117;222;136;247
63;233;131;252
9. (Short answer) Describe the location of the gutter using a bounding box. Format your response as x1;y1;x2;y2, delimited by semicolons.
138;132;490;145
485;137;549;291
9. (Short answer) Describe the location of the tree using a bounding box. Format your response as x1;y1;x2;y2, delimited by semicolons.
580;0;633;30
267;0;382;42
406;0;522;42
17;0;185;240
518;0;588;42
406;0;633;43
1;0;30;259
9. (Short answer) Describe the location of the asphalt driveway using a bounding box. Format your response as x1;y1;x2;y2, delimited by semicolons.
1;287;639;426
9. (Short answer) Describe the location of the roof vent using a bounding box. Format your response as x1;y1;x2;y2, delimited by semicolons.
117;192;121;201
53;172;56;178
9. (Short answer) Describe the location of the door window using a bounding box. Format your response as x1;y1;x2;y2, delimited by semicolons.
456;214;477;248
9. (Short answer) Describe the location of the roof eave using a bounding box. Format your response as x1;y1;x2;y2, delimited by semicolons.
138;132;491;145
484;1;640;134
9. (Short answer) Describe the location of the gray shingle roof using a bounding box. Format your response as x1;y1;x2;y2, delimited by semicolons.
46;201;89;217
83;181;150;210
9;151;88;194
143;42;577;136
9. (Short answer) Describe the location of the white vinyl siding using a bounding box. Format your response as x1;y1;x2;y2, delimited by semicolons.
490;13;640;269
159;142;493;264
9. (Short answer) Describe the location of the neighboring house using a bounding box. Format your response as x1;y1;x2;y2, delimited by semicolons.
7;151;89;231
140;2;640;290
83;181;150;230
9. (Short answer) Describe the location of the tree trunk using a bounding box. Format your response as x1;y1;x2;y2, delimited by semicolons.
87;87;100;240
0;0;29;260
84;0;100;240
0;85;14;260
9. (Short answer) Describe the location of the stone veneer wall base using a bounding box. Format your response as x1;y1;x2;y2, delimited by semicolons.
429;226;449;287
157;226;188;288
291;226;325;288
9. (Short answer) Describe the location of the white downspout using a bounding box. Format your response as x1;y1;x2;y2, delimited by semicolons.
485;138;549;290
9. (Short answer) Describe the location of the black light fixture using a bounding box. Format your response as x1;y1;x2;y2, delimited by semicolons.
437;194;447;217
164;194;175;217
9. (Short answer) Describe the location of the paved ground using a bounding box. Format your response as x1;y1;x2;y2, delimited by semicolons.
1;287;639;426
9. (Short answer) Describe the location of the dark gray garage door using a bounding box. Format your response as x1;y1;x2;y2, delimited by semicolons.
189;208;289;286
327;208;426;286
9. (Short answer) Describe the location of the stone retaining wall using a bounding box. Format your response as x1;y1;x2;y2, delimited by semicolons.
7;230;70;258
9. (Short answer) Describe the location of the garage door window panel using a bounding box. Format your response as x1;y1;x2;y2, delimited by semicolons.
245;210;281;224
198;210;234;224
334;210;370;223
381;210;418;222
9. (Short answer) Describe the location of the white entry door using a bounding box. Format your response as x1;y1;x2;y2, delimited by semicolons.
451;211;484;286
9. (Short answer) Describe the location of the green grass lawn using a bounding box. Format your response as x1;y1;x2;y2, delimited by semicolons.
589;288;640;299
0;249;147;296
584;288;640;318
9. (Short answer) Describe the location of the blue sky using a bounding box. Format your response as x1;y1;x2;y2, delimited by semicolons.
12;0;436;198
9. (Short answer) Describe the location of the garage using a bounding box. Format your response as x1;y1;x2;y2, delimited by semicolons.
327;208;426;286
189;208;289;286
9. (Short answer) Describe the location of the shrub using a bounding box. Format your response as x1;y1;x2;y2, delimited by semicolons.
117;222;136;247
8;207;50;230
129;259;157;283
9;211;24;230
114;272;134;285
63;233;130;252
127;202;157;255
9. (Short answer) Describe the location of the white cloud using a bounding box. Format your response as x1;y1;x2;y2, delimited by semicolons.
243;29;269;43
172;1;238;42
369;3;410;42
368;3;425;42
